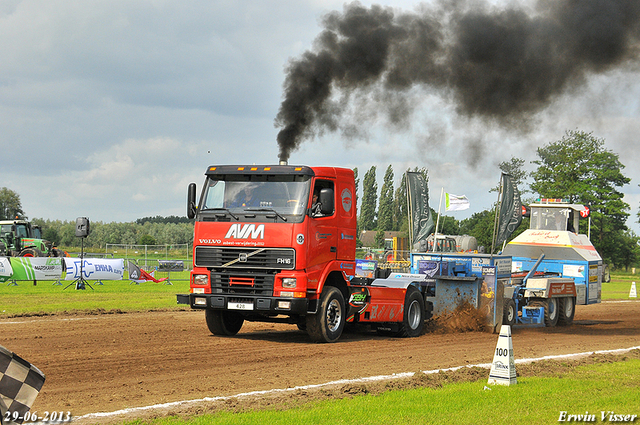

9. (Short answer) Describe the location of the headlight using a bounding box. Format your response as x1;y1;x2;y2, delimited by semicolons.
193;274;209;286
282;277;297;289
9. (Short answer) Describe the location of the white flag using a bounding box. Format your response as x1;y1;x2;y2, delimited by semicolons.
445;193;470;211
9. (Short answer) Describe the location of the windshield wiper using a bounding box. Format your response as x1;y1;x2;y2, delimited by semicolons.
199;208;239;220
245;208;288;222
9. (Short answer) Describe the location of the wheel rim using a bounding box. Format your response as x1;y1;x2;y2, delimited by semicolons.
507;304;515;323
326;299;342;333
407;300;421;330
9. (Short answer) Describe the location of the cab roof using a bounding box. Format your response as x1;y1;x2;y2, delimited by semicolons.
530;198;586;212
205;165;315;176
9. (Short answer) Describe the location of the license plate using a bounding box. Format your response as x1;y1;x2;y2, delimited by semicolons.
228;302;254;311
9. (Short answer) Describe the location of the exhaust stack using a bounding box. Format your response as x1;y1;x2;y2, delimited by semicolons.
279;160;287;165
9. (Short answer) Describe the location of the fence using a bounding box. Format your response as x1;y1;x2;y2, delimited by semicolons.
126;258;191;284
106;244;190;261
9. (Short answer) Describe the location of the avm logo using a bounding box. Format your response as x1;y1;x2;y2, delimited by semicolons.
225;224;265;239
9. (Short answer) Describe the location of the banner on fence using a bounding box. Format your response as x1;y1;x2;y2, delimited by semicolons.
64;258;125;281
0;258;64;282
0;257;13;282
157;260;184;272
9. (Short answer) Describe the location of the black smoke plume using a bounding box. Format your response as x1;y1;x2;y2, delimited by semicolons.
275;0;640;162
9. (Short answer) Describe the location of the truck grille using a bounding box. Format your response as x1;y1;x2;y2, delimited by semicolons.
195;247;295;270
211;271;275;296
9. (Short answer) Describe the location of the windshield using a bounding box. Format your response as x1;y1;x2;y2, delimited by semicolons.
199;175;311;222
15;224;29;238
531;207;570;231
0;224;11;238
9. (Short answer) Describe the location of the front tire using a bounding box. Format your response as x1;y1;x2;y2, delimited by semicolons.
307;287;345;343
205;309;244;336
531;298;559;327
557;297;575;326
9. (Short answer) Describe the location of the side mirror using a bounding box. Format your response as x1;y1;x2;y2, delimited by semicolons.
319;188;334;215
187;183;197;219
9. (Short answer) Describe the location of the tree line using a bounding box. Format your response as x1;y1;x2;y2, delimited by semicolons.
29;219;194;249
354;130;640;270
1;129;638;268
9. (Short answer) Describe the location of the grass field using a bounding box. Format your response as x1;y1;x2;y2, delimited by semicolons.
2;264;638;424
602;273;639;300
0;268;637;317
124;357;640;425
0;269;191;317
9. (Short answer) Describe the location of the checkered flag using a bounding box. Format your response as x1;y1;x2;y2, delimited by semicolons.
0;345;45;425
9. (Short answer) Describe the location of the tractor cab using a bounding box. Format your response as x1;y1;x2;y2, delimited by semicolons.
528;198;587;234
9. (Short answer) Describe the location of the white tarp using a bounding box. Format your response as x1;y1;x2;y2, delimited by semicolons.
64;258;125;281
0;257;13;280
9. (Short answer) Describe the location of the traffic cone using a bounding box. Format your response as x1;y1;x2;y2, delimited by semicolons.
488;325;517;386
630;282;637;299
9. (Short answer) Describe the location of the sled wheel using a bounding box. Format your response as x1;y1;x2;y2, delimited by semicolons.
503;299;517;327
205;309;244;336
307;287;345;343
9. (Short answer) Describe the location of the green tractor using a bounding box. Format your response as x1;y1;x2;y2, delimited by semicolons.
0;219;67;257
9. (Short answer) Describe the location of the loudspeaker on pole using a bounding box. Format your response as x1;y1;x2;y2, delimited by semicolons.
630;282;637;299
488;324;517;386
75;217;90;238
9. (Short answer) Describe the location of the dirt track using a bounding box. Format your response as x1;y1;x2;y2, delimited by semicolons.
1;301;639;423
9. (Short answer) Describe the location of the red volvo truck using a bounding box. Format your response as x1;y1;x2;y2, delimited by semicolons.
177;164;434;342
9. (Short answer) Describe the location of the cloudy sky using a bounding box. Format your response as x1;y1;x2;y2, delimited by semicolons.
2;0;639;234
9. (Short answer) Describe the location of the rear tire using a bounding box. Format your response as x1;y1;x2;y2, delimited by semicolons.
20;248;44;257
205;309;244;336
503;299;517;327
307;287;345;343
557;297;575;326
398;287;425;337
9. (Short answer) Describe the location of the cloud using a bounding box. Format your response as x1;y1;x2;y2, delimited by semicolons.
0;0;638;235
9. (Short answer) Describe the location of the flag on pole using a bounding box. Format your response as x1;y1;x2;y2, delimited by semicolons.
445;193;470;211
0;345;45;424
406;171;434;249
495;173;523;246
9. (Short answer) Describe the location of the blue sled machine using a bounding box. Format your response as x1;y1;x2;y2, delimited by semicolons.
409;199;602;331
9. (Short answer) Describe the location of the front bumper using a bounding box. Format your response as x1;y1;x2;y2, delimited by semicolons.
176;293;308;315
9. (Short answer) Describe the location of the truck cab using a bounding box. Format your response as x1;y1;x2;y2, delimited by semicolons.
180;165;358;341
179;164;435;342
425;234;457;253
